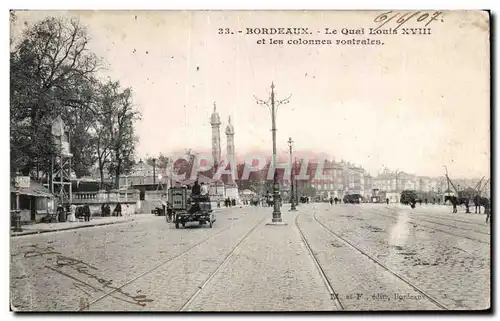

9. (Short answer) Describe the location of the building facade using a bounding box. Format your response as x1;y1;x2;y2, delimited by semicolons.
306;160;373;199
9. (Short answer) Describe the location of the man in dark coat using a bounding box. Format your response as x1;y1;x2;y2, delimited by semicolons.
192;180;201;196
84;205;91;221
114;203;122;216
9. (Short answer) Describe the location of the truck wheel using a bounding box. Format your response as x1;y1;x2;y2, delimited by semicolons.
175;223;179;229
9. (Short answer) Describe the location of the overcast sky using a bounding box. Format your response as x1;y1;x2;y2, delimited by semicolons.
12;10;490;178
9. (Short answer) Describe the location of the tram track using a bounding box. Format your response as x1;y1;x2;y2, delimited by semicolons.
365;207;490;244
307;211;449;310
294;214;344;311
179;216;267;311
382;207;490;235
398;208;490;228
81;211;262;311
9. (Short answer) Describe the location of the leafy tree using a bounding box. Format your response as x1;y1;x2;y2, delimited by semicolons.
105;85;141;188
92;80;115;188
10;16;100;178
145;153;170;170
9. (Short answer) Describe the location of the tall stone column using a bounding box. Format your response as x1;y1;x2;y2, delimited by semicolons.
225;116;236;185
210;102;222;170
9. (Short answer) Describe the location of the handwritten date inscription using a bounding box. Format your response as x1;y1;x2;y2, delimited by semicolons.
374;11;443;31
21;245;154;310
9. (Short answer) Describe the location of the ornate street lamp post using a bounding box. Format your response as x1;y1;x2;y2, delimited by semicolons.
255;83;291;225
288;137;297;211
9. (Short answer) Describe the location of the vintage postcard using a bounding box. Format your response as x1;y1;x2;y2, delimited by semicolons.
9;10;490;312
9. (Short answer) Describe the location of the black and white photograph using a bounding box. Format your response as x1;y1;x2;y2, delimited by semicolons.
8;9;491;312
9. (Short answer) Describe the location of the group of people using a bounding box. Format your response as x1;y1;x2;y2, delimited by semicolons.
53;202;125;223
190;180;238;208
402;195;491;223
224;198;237;207
187;180;210;214
190;180;209;197
101;203;123;217
328;197;342;205
56;203;91;222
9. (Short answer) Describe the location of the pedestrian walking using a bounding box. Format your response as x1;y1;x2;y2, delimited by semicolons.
166;201;173;222
162;199;167;216
386;198;389;205
83;205;91;221
57;204;65;222
114;202;122;216
68;204;77;222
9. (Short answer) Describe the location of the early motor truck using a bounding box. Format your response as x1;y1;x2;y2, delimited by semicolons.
168;185;215;228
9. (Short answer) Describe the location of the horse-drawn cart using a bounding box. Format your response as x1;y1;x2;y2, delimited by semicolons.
168;186;215;228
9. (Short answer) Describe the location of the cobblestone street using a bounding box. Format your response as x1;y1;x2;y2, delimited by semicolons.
10;203;491;311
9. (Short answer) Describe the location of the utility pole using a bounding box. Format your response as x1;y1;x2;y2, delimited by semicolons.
168;157;173;190
255;83;291;225
152;158;157;185
395;170;400;193
288;137;297;211
295;157;299;207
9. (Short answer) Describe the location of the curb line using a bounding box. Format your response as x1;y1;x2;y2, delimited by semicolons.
11;207;240;237
10;218;138;238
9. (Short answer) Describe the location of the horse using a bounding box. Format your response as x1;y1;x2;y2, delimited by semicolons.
474;195;490;214
444;196;459;213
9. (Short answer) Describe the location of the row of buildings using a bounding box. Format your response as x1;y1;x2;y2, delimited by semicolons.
73;104;490;202
291;160;490;200
108;157;489;201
